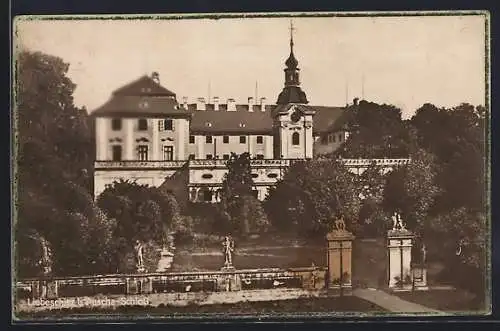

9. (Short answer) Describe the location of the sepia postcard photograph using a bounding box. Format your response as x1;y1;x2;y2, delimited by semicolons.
11;12;490;321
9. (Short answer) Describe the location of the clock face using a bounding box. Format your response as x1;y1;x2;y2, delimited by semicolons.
291;110;301;123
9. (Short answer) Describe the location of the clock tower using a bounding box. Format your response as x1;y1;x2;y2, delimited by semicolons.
273;21;315;160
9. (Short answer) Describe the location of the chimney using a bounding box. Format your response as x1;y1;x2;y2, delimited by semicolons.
182;97;188;110
260;97;267;112
196;97;206;111
213;96;220;111
151;71;160;84
227;98;236;112
248;97;255;112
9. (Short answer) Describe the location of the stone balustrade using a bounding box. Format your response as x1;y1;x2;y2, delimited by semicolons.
94;158;409;170
339;158;411;167
94;160;187;169
15;267;326;300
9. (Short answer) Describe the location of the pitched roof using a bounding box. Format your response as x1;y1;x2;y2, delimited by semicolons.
112;75;176;97
92;95;191;117
92;75;190;117
91;75;346;130
190;106;276;134
189;104;345;134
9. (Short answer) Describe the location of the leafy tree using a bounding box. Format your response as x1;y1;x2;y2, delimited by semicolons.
357;163;388;237
409;103;488;295
238;195;270;235
96;180;184;272
97;179;180;245
265;160;361;237
411;103;486;212
383;148;441;236
426;208;487;295
14;51;104;277
335;100;411;158
219;152;269;237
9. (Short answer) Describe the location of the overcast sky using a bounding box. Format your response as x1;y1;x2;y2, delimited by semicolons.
15;14;487;119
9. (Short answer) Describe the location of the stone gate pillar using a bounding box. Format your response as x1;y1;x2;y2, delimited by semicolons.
387;228;414;291
326;229;355;295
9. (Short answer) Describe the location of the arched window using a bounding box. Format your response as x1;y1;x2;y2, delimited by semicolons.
292;132;300;145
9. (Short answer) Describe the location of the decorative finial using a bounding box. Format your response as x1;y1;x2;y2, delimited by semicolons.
290;20;295;51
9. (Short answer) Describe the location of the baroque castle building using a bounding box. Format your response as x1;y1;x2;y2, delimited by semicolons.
92;27;409;203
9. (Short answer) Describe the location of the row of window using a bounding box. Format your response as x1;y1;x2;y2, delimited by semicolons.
110;120;301;146
111;118;174;132
198;154;265;160
190;135;265;144
111;145;174;161
110;145;266;162
190;133;301;145
320;133;344;145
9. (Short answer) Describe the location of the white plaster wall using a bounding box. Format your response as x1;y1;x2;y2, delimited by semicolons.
264;135;274;159
95;117;108;160
189;168;228;185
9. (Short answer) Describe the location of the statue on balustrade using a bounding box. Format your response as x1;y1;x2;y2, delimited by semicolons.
222;235;235;268
134;240;145;272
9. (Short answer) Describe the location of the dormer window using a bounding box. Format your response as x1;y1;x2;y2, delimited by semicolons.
139;101;149;109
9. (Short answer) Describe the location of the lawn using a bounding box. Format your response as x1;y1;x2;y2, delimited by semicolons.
172;246;326;271
394;289;488;313
16;296;387;320
173;235;388;290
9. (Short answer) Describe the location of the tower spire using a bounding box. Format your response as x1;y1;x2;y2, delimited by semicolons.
277;20;308;105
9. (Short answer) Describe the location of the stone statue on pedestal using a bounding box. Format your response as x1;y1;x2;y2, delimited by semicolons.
134;240;145;272
391;212;406;231
334;215;347;232
40;237;52;276
421;243;427;265
222;236;235;268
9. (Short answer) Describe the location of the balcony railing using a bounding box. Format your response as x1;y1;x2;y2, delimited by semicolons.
188;159;292;168
339;158;411;166
94;158;410;170
94;160;188;169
